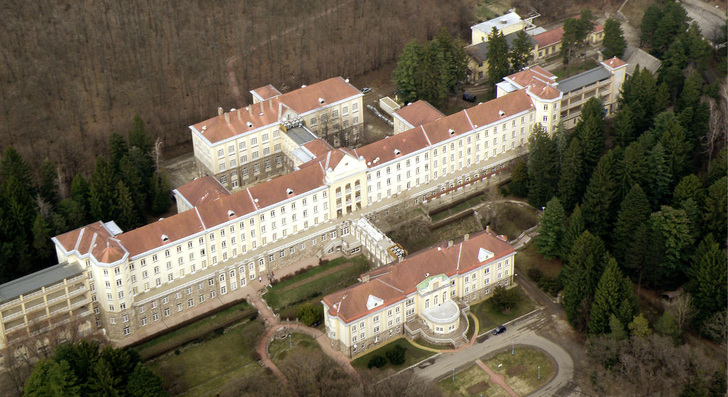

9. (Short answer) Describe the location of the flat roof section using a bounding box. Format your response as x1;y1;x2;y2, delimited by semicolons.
557;66;612;94
285;126;318;146
0;262;83;303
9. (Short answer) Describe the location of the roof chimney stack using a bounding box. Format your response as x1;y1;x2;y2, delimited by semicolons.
224;112;230;124
447;240;454;248
464;234;470;241
248;106;252;116
218;107;224;116
269;98;273;110
486;225;492;234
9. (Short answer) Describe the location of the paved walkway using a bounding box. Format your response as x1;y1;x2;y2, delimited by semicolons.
475;359;520;397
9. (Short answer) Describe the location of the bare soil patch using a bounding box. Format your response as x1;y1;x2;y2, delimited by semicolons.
467;381;490;394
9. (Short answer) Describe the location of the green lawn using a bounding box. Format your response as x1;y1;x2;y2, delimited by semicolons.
515;244;563;296
438;364;505;397
470;285;535;332
263;255;370;312
269;333;321;364
481;347;557;395
133;302;256;360
149;317;265;396
465;314;477;341
351;338;437;371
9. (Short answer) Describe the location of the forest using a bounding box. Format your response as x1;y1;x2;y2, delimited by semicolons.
506;2;727;393
0;0;470;187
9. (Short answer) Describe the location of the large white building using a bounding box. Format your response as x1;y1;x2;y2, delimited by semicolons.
1;59;627;358
323;230;515;357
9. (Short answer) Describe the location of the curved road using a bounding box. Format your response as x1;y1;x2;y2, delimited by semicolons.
411;309;575;397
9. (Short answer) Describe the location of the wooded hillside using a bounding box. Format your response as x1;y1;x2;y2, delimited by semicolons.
0;0;470;184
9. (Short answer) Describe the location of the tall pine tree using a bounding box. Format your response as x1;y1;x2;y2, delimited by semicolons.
558;137;586;212
589;256;637;334
561;231;608;330
687;235;728;325
535;197;566;260
581;151;618;242
612;184;652;276
527;125;560;208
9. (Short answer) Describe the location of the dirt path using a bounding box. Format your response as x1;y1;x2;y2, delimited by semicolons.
276;261;356;294
249;293;361;388
475;359;521;397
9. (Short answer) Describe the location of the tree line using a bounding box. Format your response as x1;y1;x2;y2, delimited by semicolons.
392;28;469;107
505;3;726;391
23;340;166;396
0;117;171;284
484;28;535;98
0;0;471;187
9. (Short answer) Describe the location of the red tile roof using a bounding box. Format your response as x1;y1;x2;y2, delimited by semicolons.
533;26;564;47
192;99;281;144
174;176;230;209
250;84;282;101
393;100;445;128
602;57;627;69
303;139;334;158
277;77;362;115
247;165;325;209
53;222;128;264
466;89;537;126
192;77;361;145
322;230;515;324
355;128;431;167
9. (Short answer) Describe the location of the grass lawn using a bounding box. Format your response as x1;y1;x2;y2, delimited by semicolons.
133;302;256;360
438;364;505;397
391;216;483;254
430;195;486;223
263;255;370;312
149;317;265;396
269;333;321;364
481;347;557;395
515;244;562;279
351;338;437;371
515;244;563;296
465;314;477;341
470;285;535;332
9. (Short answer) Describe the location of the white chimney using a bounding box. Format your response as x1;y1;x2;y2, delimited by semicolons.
218;107;224;116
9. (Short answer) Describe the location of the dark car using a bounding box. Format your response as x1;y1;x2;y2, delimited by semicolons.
493;325;507;335
361;87;372;94
462;92;477;102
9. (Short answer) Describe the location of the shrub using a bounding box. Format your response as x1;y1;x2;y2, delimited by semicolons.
367;355;387;369
385;345;407;365
249;313;258;322
538;276;562;295
296;302;323;326
252;351;262;361
527;268;543;282
174;349;181;355
491;285;521;313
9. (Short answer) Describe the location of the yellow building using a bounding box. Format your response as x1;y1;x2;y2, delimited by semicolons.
322;230;515;357
471;11;528;44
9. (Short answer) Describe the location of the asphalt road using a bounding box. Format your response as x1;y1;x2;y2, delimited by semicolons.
412;308;575;396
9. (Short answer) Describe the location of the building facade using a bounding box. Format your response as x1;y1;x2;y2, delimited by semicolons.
0;62;627;352
322;230;516;357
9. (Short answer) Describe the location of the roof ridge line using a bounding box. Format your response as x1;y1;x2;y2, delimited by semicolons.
375;278;404;294
420;125;432;146
194;207;207;230
245;188;258;211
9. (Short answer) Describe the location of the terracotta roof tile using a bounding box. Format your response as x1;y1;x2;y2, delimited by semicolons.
393;100;445;128
251;84;282;101
174;176;231;209
465;90;535;128
278;77;361;115
420;111;474;145
247;165;325;209
323;230;514;323
303;139;334;158
118;211;206;257
192;99;281;144
355;128;431;167
602;57;627;69
533;26;564;47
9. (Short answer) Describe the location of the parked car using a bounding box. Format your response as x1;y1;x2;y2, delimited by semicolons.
493;325;507;335
361;87;372;94
462;92;476;102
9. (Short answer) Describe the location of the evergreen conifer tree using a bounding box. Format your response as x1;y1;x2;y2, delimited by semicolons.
486;28;510;95
687;235;728;325
612;184;651;272
558;137;586;212
612;104;636;147
509;30;534;72
581;152;618;241
561;204;586;259
535;197;566;260
703;176;727;244
589;256;637;334
561;231;608;330
39;158;60;209
602;18;627;58
527;125;559;208
646;143;672;209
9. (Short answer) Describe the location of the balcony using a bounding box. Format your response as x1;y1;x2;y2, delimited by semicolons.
4;322;26;334
1;310;24;322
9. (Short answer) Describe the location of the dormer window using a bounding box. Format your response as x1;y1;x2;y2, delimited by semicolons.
286;188;294;195
448;129;455;135
247;121;253;128
161;234;169;242
394;149;401;156
318;97;325;104
499;110;505;117
228;210;235;217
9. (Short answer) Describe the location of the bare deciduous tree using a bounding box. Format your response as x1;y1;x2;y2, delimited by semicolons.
665;293;697;330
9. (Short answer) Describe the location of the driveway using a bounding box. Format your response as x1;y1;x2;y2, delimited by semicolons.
412;308;576;397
